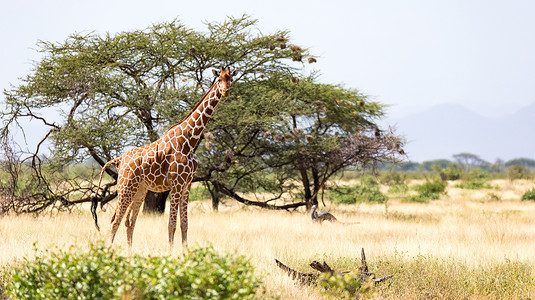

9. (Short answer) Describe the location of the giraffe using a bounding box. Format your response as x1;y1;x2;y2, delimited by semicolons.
94;67;237;250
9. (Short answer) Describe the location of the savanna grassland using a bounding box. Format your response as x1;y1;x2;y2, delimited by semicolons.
1;179;535;299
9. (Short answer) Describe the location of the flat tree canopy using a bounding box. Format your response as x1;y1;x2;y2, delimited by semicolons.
0;15;404;214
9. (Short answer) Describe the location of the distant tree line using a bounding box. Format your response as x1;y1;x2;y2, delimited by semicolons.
379;152;534;178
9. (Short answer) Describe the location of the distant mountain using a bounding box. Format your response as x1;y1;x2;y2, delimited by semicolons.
385;102;535;162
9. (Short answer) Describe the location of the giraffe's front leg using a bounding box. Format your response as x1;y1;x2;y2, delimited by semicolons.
168;186;181;251
179;190;189;247
168;179;193;251
178;170;195;249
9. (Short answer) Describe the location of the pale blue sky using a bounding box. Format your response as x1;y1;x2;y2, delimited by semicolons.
2;0;534;117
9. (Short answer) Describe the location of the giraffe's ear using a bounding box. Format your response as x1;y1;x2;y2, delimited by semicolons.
212;69;220;77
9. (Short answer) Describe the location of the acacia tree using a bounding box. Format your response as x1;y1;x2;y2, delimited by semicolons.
1;15;404;214
199;75;404;210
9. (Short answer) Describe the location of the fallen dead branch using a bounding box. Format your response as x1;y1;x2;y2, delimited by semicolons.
275;248;392;285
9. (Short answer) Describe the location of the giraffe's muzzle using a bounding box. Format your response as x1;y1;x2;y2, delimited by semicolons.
222;89;229;97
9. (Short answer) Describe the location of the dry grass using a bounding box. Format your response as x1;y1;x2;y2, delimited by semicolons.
1;179;535;299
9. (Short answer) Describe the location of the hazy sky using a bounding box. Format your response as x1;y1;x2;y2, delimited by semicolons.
1;0;534;126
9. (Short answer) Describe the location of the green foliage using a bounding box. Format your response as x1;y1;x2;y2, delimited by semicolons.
421;159;452;172
455;181;493;190
521;188;535;201
455;168;493;190
188;185;211;201
379;171;407;186
360;175;379;186
405;178;446;203
441;163;464;181
464;168;491;181
319;273;373;299
5;242;264;299
504;158;535;169
388;184;409;197
398;161;421;172
507;165;530;180
328;184;387;204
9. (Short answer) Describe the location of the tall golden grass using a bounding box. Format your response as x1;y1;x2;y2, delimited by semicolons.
1;179;535;299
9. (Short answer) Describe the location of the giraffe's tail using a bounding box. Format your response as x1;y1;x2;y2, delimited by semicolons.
91;157;120;231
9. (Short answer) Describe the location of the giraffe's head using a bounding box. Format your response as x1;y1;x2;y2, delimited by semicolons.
212;67;238;97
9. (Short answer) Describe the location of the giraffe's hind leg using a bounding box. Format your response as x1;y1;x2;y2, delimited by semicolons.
109;182;139;245
125;186;148;248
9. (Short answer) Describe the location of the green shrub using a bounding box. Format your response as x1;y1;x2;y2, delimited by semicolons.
379;172;407;186
359;175;379;186
508;165;530;180
521;188;535;201
388;184;409;197
405;178;446;203
188;185;211;201
455;181;493;190
416;179;446;195
454;169;493;190
319;272;373;299
328;185;387;204
464;168;490;181
5;242;264;299
441;163;464;181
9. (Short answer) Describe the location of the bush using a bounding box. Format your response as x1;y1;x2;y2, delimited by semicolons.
405;178;446;203
319;272;373;299
328;184;387;204
359;175;379;186
454;169;493;190
508;165;530;180
416;179;446;196
188;185;211;201
5;242;264;299
440;163;464;181
464;168;490;181
388;184;409;197
455;181;493;190
521;188;535;201
379;172;407;186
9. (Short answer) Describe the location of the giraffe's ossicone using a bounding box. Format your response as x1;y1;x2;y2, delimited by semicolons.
94;67;237;250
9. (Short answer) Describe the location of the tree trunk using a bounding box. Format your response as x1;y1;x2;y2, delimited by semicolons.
299;168;317;210
142;190;169;214
208;181;220;211
311;168;320;207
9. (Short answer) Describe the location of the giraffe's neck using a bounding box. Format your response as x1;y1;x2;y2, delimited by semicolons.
175;80;222;152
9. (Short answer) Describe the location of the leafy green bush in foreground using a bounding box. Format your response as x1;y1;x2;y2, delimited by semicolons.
5;242;264;299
